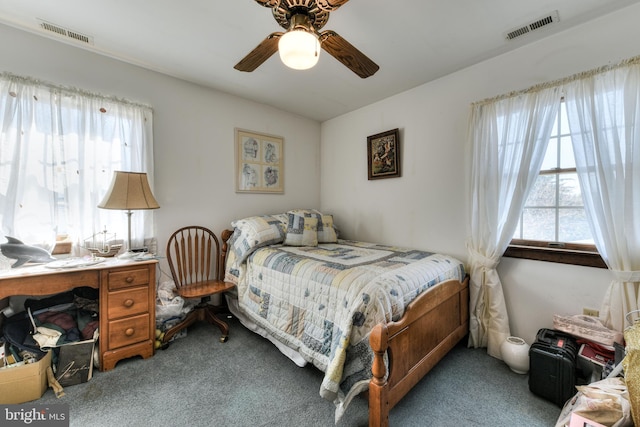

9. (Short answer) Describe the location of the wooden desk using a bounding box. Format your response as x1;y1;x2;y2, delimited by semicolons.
0;259;157;371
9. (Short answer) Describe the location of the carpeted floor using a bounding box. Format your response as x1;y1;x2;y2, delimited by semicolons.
37;316;561;426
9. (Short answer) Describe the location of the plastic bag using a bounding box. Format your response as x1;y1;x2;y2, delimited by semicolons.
555;377;632;427
155;280;199;322
156;296;185;321
155;281;186;322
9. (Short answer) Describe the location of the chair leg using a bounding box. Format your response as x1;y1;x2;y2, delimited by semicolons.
205;305;230;343
161;309;201;345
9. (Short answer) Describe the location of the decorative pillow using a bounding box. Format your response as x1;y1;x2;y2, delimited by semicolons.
287;209;338;243
230;215;286;263
287;208;322;216
317;214;338;243
283;213;318;247
271;212;290;226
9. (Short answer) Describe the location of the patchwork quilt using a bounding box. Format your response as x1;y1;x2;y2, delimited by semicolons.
225;239;466;418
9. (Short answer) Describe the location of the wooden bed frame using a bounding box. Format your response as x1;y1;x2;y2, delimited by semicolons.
220;230;469;427
369;275;469;426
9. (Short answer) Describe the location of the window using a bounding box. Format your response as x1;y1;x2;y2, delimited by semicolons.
0;73;154;257
506;101;606;268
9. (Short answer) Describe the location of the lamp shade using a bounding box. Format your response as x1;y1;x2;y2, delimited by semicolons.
278;30;320;70
98;171;160;210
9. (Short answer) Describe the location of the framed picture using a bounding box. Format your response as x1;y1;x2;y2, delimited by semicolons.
235;128;284;193
367;128;401;180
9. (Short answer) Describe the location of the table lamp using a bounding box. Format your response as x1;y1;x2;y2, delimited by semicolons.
98;171;160;255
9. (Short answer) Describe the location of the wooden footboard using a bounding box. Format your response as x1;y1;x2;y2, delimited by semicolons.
369;275;469;427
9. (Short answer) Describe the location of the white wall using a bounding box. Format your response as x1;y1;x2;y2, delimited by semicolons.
0;23;321;275
320;3;640;345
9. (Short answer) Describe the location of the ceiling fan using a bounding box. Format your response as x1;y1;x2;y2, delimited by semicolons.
234;0;379;78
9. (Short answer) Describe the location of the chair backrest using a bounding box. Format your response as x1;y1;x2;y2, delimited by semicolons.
166;226;222;288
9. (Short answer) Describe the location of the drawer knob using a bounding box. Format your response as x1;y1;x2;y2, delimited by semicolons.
126;276;134;283
123;299;134;308
125;328;135;336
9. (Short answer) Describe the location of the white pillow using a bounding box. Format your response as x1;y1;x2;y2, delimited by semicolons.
230;215;285;263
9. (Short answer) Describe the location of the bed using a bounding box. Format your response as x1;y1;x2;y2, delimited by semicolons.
220;211;469;426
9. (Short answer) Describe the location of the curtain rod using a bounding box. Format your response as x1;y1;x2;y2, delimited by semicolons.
0;71;153;111
471;53;640;107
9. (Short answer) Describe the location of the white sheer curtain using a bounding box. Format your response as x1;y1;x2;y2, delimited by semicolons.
0;73;155;255
468;86;560;358
564;60;640;333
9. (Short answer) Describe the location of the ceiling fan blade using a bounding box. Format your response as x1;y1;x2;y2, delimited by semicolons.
234;32;283;72
319;30;379;78
253;0;280;8
316;0;350;12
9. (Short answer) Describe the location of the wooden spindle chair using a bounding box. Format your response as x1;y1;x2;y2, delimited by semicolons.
161;226;235;346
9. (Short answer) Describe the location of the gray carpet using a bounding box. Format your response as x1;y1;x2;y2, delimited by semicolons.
38;317;561;426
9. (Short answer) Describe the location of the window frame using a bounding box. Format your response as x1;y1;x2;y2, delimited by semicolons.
504;239;606;268
504;99;606;268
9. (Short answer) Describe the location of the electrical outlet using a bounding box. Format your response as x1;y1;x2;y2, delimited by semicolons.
583;308;599;317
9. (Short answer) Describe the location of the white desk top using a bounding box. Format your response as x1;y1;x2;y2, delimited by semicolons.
0;255;159;280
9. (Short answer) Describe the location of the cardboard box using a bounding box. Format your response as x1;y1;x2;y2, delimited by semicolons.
0;350;51;404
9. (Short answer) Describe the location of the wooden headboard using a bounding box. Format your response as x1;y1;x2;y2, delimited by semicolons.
219;229;234;281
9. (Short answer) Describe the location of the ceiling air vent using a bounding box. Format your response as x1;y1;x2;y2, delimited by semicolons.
504;10;560;41
37;19;93;45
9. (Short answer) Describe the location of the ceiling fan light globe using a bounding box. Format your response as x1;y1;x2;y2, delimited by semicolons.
278;30;320;70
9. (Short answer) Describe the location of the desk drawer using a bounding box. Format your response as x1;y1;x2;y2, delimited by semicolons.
107;313;150;350
108;268;150;291
107;287;149;319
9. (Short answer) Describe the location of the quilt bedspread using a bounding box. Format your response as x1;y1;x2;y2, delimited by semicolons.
227;239;466;415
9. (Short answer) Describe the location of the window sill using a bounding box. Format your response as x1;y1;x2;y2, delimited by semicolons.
504;244;607;268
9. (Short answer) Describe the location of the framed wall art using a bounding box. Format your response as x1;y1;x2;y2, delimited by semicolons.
367;128;401;180
235;128;284;193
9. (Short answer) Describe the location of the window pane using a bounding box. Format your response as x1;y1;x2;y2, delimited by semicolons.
522;208;555;241
509;100;598;262
526;174;557;207
559;136;575;169
559;173;583;207
559;102;570;135
541;139;558;170
550;112;560;137
513;218;523;239
559;208;593;244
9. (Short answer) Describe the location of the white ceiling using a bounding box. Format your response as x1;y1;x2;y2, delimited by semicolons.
0;0;637;122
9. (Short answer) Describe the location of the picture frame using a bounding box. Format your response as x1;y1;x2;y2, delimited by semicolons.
367;128;401;180
235;128;284;193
